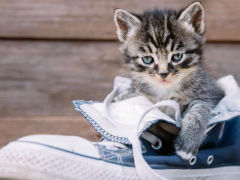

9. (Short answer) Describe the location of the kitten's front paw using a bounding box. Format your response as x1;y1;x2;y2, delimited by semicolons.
174;133;201;160
176;150;193;160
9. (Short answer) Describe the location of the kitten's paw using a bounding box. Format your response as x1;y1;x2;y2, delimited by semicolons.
174;133;201;160
176;150;193;160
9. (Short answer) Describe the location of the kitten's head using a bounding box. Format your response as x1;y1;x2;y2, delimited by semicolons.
114;2;205;89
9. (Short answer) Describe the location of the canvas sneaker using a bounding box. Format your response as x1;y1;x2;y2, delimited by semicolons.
0;127;240;180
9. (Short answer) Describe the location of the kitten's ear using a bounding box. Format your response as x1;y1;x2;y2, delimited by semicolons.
114;9;141;42
178;2;204;35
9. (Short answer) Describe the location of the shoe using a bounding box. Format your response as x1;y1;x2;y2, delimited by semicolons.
0;128;240;180
0;75;240;180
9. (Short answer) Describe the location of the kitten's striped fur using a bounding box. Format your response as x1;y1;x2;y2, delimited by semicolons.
114;2;224;159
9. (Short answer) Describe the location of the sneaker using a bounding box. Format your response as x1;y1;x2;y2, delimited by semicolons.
0;75;240;180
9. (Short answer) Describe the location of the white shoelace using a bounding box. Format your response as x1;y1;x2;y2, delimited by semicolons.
97;132;162;152
103;84;181;180
103;83;216;180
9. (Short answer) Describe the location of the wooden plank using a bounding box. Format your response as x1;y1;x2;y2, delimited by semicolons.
0;40;124;116
205;43;240;82
0;40;239;117
0;116;100;148
0;0;239;41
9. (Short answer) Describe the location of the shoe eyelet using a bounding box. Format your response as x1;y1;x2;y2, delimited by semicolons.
207;155;214;165
189;156;197;165
151;138;162;150
142;144;147;153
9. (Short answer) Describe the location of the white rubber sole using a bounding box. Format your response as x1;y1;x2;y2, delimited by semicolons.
0;142;240;180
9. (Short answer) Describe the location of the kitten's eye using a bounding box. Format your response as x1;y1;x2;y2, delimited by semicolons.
172;53;183;63
142;56;154;65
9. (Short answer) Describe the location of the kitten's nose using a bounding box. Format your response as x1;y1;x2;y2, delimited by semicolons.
159;72;169;79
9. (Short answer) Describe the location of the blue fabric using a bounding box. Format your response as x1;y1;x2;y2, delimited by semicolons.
94;116;240;169
71;96;240;169
15;116;240;170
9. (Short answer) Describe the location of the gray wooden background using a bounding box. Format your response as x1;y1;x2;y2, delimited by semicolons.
0;0;240;148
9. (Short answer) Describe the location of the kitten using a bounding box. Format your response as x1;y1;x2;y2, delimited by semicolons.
113;1;225;159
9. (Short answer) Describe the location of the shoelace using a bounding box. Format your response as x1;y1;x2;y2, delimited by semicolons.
103;81;216;180
142;131;162;150
103;83;181;180
97;131;162;152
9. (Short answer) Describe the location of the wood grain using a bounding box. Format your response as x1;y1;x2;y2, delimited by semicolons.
0;116;100;148
0;40;124;116
0;40;239;117
0;0;239;41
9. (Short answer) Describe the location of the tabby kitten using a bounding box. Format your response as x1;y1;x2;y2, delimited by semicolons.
114;2;224;159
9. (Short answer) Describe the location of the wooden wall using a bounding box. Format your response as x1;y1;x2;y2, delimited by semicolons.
0;0;240;148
